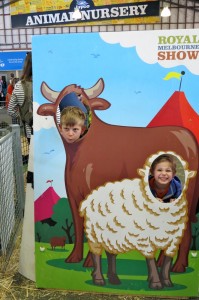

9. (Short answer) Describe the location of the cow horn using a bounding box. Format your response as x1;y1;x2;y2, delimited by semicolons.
41;81;59;103
84;78;104;99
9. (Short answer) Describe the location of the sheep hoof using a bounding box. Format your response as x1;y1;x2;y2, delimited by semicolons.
107;274;121;285
93;278;106;286
92;272;105;286
149;281;163;290
163;279;173;287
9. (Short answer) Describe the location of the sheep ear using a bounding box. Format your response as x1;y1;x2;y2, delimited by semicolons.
188;170;196;178
138;168;145;177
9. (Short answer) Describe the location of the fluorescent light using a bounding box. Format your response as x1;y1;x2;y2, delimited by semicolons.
72;7;82;20
161;6;171;17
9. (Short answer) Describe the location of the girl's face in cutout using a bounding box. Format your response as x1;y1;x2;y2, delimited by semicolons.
153;161;174;188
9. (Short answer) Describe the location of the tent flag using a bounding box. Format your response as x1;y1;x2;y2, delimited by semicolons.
163;71;182;80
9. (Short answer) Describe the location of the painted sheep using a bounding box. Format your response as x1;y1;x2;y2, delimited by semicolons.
79;151;196;289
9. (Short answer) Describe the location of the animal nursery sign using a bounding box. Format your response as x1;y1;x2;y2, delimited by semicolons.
33;28;199;297
10;0;160;28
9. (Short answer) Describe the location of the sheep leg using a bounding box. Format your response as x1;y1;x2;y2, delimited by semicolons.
160;256;173;287
105;251;121;285
91;253;105;286
146;258;163;290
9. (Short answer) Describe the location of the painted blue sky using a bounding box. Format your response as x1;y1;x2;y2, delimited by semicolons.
32;29;199;199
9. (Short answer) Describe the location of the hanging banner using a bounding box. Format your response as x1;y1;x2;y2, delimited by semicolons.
33;28;199;297
0;51;27;71
10;0;160;28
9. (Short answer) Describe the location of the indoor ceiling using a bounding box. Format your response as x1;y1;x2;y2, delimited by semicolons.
162;0;199;11
0;0;198;50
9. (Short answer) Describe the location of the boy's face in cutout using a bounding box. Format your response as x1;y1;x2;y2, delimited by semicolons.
152;161;175;188
60;123;84;143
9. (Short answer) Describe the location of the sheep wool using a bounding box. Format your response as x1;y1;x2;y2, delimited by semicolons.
79;151;196;258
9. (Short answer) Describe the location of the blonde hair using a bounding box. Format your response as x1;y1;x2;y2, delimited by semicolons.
60;106;86;127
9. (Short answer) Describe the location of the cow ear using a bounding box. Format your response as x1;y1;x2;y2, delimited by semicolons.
37;103;56;116
89;98;111;110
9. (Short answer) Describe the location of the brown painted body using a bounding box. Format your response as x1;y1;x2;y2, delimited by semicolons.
38;79;199;272
50;236;66;250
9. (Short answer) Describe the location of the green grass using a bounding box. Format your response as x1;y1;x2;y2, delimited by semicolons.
35;242;199;297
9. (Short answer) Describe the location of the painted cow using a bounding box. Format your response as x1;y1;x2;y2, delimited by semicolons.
37;78;199;272
50;236;66;250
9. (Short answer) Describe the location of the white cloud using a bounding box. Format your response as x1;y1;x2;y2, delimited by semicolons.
99;29;199;75
33;102;56;132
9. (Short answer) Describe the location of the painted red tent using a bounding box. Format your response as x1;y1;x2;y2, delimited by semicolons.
34;187;60;222
147;91;199;144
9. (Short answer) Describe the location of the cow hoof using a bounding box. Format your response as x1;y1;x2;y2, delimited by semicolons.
149;281;163;290
83;260;93;268
92;272;105;286
172;264;186;273
107;274;121;285
65;255;82;263
83;255;93;268
65;258;81;263
163;279;173;287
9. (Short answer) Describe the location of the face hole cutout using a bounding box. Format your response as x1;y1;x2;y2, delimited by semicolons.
57;94;91;143
148;153;184;203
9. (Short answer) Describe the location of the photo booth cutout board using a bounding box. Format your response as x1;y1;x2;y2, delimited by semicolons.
19;135;35;281
32;29;199;296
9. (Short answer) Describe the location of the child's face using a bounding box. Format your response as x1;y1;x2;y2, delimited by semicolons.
60;123;84;143
152;161;174;187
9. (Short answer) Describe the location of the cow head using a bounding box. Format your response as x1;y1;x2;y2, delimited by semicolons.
37;78;111;119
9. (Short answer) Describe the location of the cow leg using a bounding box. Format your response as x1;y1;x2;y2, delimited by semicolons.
146;258;163;290
105;251;121;285
172;223;191;273
160;256;173;287
65;214;84;263
83;251;93;267
91;253;105;286
157;250;164;267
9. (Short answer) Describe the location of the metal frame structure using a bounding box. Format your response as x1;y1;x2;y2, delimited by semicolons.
0;0;199;51
0;125;25;271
